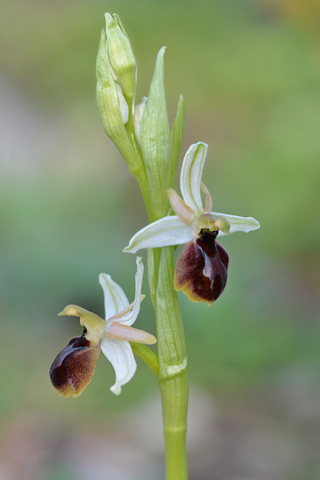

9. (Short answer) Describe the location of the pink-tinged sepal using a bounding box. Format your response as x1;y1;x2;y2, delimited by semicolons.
107;321;157;344
167;188;195;224
174;230;229;306
50;334;100;398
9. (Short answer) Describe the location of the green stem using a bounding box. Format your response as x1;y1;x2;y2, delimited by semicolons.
161;375;188;479
151;246;189;480
125;75;188;480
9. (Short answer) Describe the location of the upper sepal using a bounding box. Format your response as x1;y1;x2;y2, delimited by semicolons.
180;142;208;215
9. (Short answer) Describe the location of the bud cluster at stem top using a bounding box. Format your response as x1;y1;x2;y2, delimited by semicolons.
96;12;185;221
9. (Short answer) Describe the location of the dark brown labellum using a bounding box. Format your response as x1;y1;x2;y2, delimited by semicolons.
174;229;229;305
50;335;100;398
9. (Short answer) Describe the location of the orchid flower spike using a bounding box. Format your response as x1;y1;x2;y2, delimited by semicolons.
124;142;260;305
50;257;156;397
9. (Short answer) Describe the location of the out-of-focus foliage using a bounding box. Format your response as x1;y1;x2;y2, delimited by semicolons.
1;1;320;479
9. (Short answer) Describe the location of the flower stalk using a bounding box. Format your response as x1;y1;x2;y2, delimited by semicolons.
154;246;189;480
138;40;189;478
96;16;190;474
51;13;260;480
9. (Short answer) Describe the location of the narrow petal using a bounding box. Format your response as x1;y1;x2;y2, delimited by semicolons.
210;212;261;235
112;257;144;326
108;297;144;321
123;216;193;253
99;272;129;320
180;142;208;214
100;337;137;395
167;188;195;224
201;182;213;213
107;321;157;344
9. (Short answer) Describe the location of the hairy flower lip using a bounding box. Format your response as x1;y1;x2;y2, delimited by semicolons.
174;231;229;306
49;336;100;398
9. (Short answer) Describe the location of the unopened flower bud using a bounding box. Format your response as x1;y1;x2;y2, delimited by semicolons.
97;28;139;170
105;13;137;101
96;29;129;135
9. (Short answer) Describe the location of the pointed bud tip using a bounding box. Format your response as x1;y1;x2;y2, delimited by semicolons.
155;46;167;68
104;12;114;26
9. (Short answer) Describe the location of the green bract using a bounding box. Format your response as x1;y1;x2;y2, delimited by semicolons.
139;48;171;218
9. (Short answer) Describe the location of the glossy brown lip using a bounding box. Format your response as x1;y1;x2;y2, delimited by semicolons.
50;335;100;398
174;229;229;305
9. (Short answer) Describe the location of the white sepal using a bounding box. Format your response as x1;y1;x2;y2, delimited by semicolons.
180;142;208;215
114;256;144;326
100;338;137;395
211;212;261;235
123;216;193;254
99;273;129;320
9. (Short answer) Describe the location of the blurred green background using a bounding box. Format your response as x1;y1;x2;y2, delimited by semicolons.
1;0;320;479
